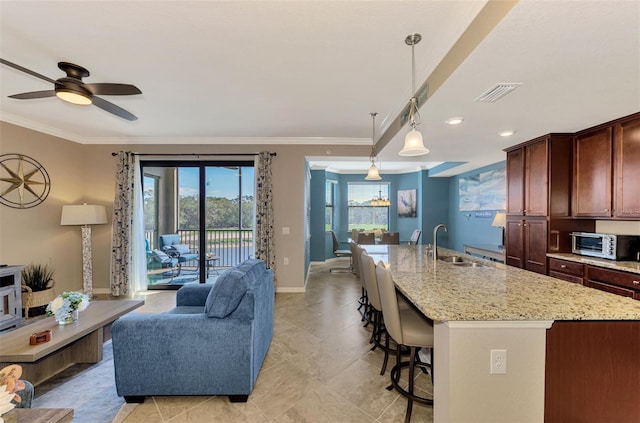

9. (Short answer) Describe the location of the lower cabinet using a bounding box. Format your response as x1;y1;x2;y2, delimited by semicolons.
585;266;640;300
548;258;584;284
505;217;547;274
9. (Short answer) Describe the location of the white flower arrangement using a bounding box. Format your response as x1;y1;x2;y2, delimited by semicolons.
0;384;16;421
46;291;90;324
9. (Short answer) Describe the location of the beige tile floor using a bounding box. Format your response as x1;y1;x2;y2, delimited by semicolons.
113;260;433;423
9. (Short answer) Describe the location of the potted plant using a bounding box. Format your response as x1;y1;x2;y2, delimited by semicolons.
21;263;56;318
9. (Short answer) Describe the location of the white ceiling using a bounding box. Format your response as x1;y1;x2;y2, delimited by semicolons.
1;1;639;176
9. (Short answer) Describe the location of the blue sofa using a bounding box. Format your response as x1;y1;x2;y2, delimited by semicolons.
111;259;274;403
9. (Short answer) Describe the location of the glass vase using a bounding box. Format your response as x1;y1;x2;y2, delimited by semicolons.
58;309;79;325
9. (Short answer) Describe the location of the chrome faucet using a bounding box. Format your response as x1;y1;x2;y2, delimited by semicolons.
433;224;448;263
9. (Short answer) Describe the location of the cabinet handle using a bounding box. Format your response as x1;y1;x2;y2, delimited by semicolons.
604;208;609;212
523;223;528;227
560;265;567;269
633;280;639;285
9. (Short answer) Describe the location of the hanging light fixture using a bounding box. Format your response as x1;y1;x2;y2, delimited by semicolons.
399;33;430;157
371;185;390;206
365;112;382;180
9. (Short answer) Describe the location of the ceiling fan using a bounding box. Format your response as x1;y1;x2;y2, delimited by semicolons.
0;58;142;121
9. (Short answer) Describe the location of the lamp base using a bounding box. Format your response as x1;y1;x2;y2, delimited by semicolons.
81;226;93;298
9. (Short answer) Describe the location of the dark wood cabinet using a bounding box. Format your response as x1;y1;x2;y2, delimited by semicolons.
505;217;547;274
614;117;640;218
548;258;584;284
504;135;573;275
585;265;640;300
573;126;613;217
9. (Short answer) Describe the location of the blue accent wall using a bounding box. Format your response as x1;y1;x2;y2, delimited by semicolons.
308;160;506;262
447;161;506;252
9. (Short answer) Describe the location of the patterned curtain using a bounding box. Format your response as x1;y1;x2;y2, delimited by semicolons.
111;152;146;295
255;152;276;277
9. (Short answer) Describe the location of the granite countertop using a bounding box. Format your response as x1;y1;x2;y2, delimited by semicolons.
547;252;640;275
362;245;640;322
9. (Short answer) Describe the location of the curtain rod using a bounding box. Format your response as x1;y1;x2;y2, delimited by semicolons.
111;152;276;157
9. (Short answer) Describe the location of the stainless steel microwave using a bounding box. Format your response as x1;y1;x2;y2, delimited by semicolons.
570;232;640;261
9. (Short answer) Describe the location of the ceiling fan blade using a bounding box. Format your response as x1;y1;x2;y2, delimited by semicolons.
84;83;142;96
0;58;56;84
92;96;138;121
9;90;56;99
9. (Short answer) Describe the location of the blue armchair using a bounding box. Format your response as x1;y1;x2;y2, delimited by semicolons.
111;259;274;403
159;234;199;274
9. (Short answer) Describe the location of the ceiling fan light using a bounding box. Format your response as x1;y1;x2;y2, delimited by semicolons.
399;129;429;156
56;89;92;105
365;163;381;180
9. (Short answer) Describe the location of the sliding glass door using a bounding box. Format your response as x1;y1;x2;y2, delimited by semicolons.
142;161;254;289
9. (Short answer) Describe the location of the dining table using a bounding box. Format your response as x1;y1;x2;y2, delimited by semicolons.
361;244;640;423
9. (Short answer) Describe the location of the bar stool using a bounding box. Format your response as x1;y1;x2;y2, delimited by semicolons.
375;260;434;423
351;242;367;318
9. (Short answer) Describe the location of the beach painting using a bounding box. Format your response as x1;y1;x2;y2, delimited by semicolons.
459;168;506;211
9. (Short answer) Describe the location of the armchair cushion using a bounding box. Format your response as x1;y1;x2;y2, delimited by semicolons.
152;249;173;264
204;259;266;318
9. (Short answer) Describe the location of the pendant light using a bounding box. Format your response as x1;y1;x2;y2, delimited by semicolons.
399;33;430;157
365;112;382;180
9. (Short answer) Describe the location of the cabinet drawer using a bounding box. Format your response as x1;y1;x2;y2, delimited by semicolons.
585;280;636;298
549;270;583;285
548;258;584;276
587;266;640;290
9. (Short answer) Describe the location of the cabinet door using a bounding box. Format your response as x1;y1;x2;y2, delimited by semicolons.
505;219;523;268
506;148;524;215
614;119;640;218
524;219;547;274
524;140;548;216
573;127;613;217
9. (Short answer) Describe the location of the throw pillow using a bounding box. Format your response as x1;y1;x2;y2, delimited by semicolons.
172;244;191;254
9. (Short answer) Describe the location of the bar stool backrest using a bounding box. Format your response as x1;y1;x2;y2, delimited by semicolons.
375;261;403;345
360;251;381;310
350;242;361;278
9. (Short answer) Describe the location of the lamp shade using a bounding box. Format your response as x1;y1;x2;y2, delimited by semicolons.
399;129;430;156
492;212;506;228
61;204;108;226
365;163;381;180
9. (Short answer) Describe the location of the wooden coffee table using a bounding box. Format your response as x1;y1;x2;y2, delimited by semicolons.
5;407;73;423
0;300;143;385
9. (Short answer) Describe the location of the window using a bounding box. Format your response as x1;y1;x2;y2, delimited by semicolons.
348;183;389;230
325;180;336;231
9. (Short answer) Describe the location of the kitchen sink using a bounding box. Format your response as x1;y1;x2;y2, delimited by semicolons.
438;256;486;267
438;255;466;263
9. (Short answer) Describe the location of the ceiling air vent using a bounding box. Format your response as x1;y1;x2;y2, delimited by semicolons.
475;83;522;103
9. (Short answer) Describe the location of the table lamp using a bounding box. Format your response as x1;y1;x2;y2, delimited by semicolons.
492;212;506;249
61;204;108;297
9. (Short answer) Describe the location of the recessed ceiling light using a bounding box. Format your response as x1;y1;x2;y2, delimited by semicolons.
499;130;516;137
446;117;464;125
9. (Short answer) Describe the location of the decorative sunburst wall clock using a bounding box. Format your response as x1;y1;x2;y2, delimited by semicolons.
0;153;51;209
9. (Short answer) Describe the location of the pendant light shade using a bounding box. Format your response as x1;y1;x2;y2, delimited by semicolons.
399;33;429;157
365;112;382;180
366;163;381;180
400;128;430;156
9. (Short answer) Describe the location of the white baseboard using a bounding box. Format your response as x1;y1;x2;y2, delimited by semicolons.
276;286;305;293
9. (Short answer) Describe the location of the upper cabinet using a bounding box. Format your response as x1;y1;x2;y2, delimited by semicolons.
572;113;640;219
505;134;573;218
614;117;640;218
573;126;613;217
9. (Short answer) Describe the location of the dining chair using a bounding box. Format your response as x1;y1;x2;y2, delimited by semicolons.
380;232;400;245
357;232;375;245
329;230;353;273
408;229;421;245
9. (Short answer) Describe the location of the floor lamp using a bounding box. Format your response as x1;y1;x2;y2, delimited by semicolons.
492;212;506;249
61;204;108;297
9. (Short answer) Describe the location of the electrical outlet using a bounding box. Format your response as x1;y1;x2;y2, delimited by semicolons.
282;227;290;235
490;349;507;374
283;257;289;265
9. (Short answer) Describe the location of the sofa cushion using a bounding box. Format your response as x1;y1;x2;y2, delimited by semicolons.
204;259;266;318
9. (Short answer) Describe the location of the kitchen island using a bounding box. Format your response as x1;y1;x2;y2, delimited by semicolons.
363;244;640;423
